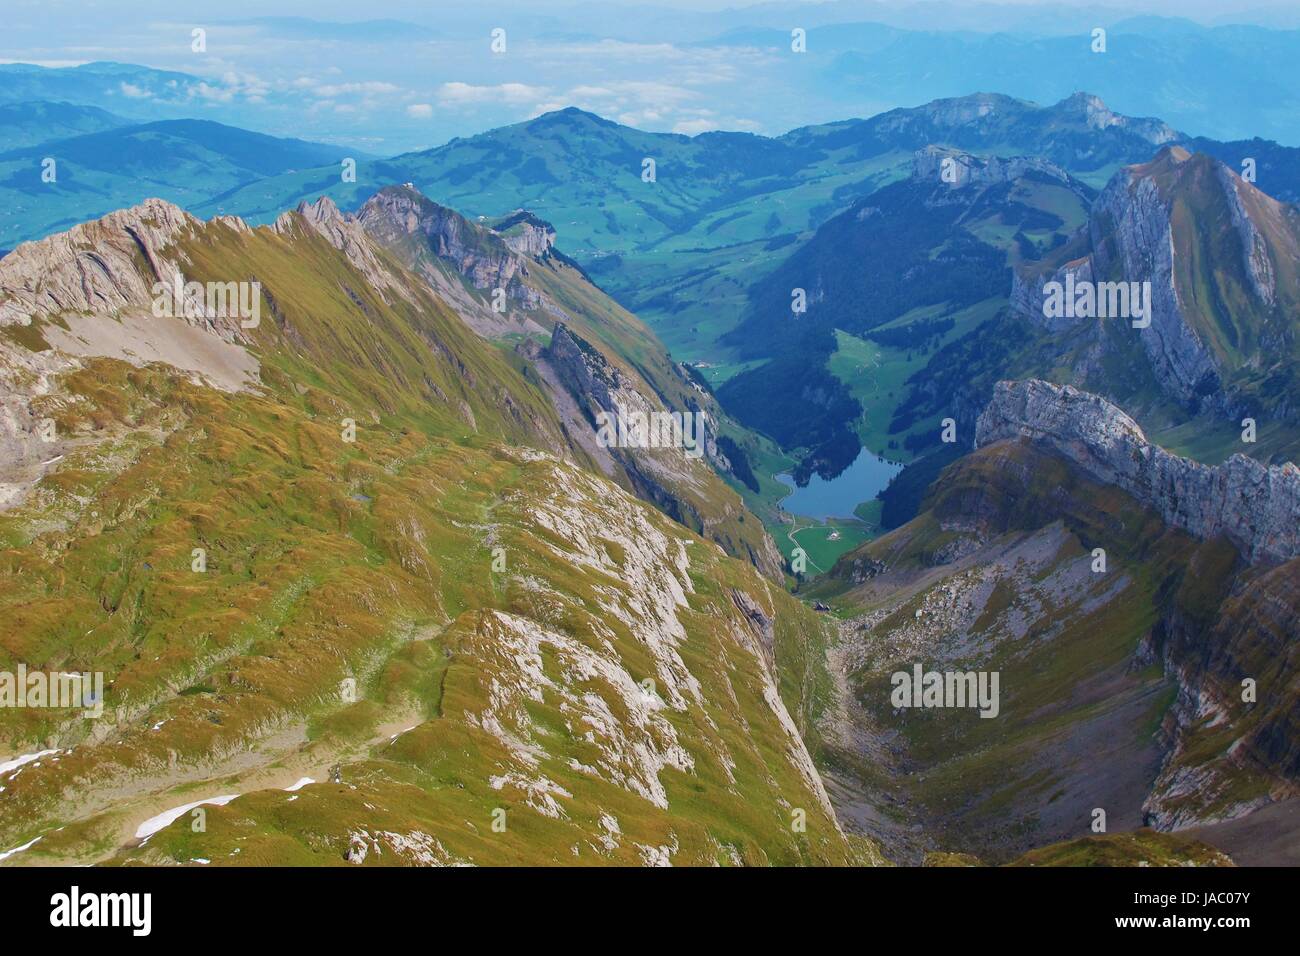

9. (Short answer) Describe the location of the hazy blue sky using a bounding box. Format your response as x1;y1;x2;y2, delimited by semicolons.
3;1;1298;152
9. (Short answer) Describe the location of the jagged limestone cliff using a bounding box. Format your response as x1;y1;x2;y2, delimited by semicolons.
911;145;1074;191
1011;147;1300;427
976;379;1300;564
533;323;783;577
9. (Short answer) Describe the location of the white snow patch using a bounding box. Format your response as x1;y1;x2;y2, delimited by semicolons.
0;835;42;862
0;749;60;775
135;794;239;840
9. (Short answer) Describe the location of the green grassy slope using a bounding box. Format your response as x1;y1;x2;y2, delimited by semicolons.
1007;830;1233;867
0;101;128;150
806;438;1295;862
0;208;881;867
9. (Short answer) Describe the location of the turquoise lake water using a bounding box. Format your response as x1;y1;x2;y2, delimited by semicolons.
775;449;903;520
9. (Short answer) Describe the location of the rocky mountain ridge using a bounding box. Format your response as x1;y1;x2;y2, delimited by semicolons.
333;186;783;578
0;199;265;511
531;323;782;576
0;198;206;330
1011;146;1300;424
0;190;785;579
0;195;852;865
354;186;542;310
976;379;1300;564
910;145;1073;190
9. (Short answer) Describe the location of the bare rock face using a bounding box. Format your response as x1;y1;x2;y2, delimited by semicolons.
0;340;75;511
1009;254;1095;335
1013;149;1220;404
273;196;406;297
491;211;557;258
0;199;261;512
354;186;540;308
1088;149;1221;404
910;145;1071;189
282;189;548;340
976;379;1300;564
1013;147;1300;422
1054;92;1180;144
838;554;887;586
1216;164;1278;308
0;198;196;328
545;323;732;479
0;197;265;354
544;322;701;486
730;588;776;662
543;324;784;580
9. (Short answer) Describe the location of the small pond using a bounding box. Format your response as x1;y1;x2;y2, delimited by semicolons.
775;449;903;520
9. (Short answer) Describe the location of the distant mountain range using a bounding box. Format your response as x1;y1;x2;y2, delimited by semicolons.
0;62;208;119
5;89;1299;483
3;14;1299;150
0;101;129;148
0;114;366;244
730;17;1300;144
6;90;1299;330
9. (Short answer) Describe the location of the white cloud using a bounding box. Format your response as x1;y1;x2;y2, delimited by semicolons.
528;101;570;118
406;103;433;119
555;80;701;116
119;81;152;99
194;82;235;103
669;108;762;136
672;118;718;135
547;40;688;63
180;70;274;105
220;71;271;98
314;81;400;98
437;82;547;107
